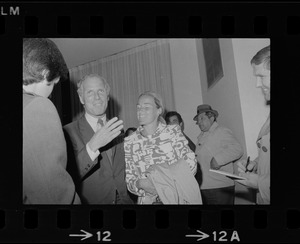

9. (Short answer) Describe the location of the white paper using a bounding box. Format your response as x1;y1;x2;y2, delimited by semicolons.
209;169;247;180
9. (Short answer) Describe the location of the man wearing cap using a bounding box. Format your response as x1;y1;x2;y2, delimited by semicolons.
63;74;133;204
194;104;243;205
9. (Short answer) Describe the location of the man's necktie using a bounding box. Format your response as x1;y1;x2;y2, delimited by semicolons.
97;118;113;164
97;118;104;128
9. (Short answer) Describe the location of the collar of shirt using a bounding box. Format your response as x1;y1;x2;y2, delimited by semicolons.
23;89;39;97
257;113;270;141
85;112;107;132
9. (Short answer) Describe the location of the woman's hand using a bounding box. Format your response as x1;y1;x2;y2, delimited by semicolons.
136;178;157;195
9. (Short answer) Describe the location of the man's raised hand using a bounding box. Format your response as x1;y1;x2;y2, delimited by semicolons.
88;117;124;152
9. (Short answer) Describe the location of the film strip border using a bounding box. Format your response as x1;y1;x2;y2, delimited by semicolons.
0;14;298;36
9;15;300;36
0;3;300;36
0;207;299;242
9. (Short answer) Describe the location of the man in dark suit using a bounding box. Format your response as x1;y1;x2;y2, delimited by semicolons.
64;74;132;204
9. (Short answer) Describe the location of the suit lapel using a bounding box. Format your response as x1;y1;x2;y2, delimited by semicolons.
78;115;95;145
105;141;116;166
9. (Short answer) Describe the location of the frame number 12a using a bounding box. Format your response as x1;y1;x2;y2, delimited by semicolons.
186;230;240;242
213;231;240;242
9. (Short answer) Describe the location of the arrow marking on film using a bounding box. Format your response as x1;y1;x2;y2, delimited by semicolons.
186;230;210;241
69;229;93;241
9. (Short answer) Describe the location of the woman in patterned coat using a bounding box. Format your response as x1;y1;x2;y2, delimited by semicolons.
124;91;198;204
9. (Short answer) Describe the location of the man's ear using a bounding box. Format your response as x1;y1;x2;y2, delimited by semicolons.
158;107;162;116
78;90;84;105
52;77;60;84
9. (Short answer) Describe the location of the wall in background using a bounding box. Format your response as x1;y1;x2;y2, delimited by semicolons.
51;38;156;69
196;39;246;157
169;39;203;143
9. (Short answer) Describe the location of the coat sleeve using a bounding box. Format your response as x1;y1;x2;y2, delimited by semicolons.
213;127;243;167
251;156;259;173
63;124;99;180
23;97;79;204
257;173;270;204
172;125;197;175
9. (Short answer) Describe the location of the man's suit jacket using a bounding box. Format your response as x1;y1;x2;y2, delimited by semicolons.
63;114;132;204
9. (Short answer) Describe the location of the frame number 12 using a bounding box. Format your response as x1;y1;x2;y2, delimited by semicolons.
97;231;111;242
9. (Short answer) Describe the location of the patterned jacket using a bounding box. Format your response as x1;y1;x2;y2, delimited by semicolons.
124;122;197;197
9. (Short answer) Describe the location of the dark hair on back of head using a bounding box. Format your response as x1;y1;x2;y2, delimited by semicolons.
23;38;68;85
165;111;183;124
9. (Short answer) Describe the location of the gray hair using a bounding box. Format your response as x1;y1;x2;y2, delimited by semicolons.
138;91;166;124
77;73;111;96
